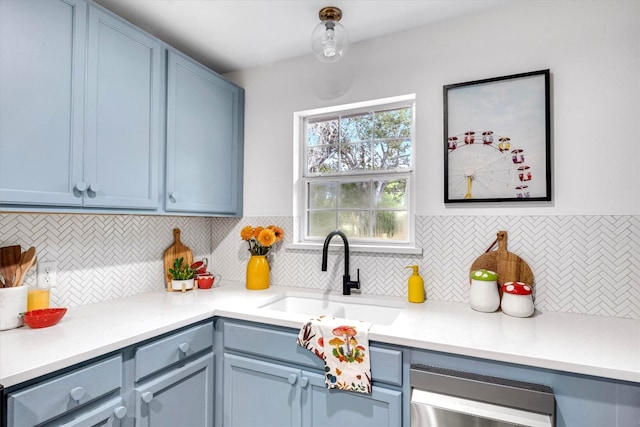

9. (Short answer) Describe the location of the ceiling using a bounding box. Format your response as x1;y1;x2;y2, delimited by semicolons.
94;0;513;74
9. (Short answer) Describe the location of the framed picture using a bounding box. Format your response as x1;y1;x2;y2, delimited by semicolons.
444;69;551;203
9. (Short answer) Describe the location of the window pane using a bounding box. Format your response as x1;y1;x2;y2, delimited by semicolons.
373;179;407;208
307;145;338;173
340;142;371;171
307;119;338;146
341;113;372;143
373;139;411;170
301;98;413;244
308;182;337;208
308;211;337;237
374;107;412;139
339;181;370;208
338;211;370;238
373;211;407;240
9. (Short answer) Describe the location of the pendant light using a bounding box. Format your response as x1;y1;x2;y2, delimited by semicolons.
311;6;349;63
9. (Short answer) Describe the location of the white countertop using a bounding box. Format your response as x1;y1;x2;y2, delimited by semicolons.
1;281;639;388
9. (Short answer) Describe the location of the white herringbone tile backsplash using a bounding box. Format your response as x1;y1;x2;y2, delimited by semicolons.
212;215;640;319
1;213;638;319
0;213;211;307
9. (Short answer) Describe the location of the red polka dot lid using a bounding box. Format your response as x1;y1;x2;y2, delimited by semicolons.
502;281;532;295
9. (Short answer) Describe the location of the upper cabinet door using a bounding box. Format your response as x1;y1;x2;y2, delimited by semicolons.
0;0;86;206
84;7;161;209
165;50;244;215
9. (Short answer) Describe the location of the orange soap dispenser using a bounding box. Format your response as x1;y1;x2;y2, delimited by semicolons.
406;265;425;303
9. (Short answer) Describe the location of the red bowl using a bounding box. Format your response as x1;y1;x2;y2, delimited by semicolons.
23;308;67;329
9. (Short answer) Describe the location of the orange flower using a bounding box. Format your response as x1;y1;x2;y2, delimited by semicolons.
240;225;253;241
241;224;284;255
257;228;276;247
252;226;264;239
267;225;284;242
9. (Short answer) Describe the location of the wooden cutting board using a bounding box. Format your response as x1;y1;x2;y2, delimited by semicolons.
470;231;533;287
163;228;193;289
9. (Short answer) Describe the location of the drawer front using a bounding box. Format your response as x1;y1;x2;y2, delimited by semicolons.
222;320;403;386
135;322;213;381
8;355;122;427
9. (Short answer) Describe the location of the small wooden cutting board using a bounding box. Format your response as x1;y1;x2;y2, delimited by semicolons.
163;228;194;288
470;231;533;287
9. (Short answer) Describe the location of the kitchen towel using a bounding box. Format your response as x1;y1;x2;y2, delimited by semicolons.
297;315;372;394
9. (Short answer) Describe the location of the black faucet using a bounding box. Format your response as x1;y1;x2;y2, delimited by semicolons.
321;230;360;295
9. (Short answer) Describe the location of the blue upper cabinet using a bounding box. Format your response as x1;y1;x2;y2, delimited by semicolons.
0;0;87;207
165;50;244;216
85;6;162;210
0;0;243;215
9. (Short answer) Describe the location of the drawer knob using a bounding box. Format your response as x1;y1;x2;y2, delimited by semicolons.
113;405;127;419
178;342;190;353
300;377;309;388
88;183;100;194
141;391;154;403
69;386;86;401
74;182;87;193
287;373;297;385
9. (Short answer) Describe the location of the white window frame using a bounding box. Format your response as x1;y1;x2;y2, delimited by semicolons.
291;94;421;254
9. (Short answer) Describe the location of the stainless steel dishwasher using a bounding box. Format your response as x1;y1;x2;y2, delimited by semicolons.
410;365;555;427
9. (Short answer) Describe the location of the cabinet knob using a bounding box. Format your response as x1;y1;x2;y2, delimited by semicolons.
287;373;297;385
300;377;309;388
69;386;86;401
88;183;100;193
74;182;87;192
141;391;154;403
113;405;127;419
178;342;190;353
169;192;179;203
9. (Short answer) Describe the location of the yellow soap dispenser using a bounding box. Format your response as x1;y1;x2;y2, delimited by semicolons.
406;265;425;303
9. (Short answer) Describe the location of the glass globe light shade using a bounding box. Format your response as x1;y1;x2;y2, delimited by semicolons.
311;20;349;63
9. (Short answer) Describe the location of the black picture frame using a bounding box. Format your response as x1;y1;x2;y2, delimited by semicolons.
444;69;551;203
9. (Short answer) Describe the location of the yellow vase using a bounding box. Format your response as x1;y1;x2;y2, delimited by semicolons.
246;255;270;290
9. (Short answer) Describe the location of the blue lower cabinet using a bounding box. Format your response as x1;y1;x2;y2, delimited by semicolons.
7;355;123;427
219;319;404;427
223;354;302;427
302;371;402;427
223;353;402;427
134;353;214;427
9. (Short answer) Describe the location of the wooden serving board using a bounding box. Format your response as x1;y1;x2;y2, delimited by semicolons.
163;228;193;289
470;231;533;287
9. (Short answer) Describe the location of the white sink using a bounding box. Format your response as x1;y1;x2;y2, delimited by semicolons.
259;294;402;325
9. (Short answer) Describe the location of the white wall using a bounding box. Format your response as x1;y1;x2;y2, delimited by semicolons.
226;0;640;217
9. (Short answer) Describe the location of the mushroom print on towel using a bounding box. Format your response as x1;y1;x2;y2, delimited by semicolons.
297;315;372;393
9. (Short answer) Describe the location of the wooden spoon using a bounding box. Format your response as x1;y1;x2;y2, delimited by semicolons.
0;245;21;287
14;246;37;287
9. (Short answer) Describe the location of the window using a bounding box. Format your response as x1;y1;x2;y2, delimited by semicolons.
294;95;416;251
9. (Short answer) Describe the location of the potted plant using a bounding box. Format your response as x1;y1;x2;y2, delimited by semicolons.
168;257;195;292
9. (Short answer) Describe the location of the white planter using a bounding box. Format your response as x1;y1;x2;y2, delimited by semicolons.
171;279;195;292
0;286;28;330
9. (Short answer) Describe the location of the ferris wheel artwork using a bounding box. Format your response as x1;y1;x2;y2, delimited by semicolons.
444;70;551;203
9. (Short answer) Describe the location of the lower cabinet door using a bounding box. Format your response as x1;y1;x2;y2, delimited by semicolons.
134;353;214;427
301;370;402;427
223;353;302;427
